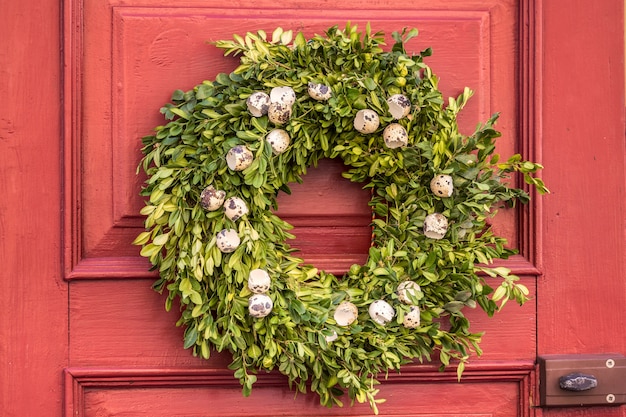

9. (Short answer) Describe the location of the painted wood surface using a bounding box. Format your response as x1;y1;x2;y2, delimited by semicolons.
1;0;624;416
537;1;626;415
0;1;68;417
66;366;530;416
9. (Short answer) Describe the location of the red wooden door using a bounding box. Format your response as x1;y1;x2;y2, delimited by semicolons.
1;0;624;416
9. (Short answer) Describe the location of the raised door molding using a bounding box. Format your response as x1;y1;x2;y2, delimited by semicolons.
64;362;536;416
62;1;540;280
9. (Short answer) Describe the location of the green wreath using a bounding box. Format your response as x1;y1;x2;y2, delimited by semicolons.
135;23;547;413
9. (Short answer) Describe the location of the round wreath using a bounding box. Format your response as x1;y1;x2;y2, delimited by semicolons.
135;23;547;413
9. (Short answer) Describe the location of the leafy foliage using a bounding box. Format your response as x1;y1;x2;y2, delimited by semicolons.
136;23;547;413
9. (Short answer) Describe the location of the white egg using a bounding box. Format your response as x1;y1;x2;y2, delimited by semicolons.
199;185;226;211
307;82;332;101
267;102;292;125
430;174;454;197
247;269;271;294
402;306;421;329
226;145;254;171
270;86;296;106
265;129;291;154
223;196;248;221
248;294;273;318
215;229;240;253
396;281;422;305
353;109;380;134
333;301;358;326
368;300;395;326
246;92;271;117
423;213;449;240
387;94;412;119
383;123;408;149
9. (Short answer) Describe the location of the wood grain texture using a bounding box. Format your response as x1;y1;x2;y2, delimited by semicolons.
539;0;625;354
0;0;67;416
68;278;536;367
538;1;625;415
65;364;533;417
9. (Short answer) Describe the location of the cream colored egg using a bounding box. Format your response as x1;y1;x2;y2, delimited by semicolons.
246;92;271;117
387;94;411;119
307;82;332;101
353;109;380;134
423;213;449;240
248;294;273;318
333;301;358;326
383;123;408;149
199;185;226;211
403;306;421;329
270;86;296;106
430;174;454;197
396;280;422;305
368;300;395;326
215;229;240;253
223;196;248;221
226;145;254;171
247;269;271;294
267;102;292;125
265;129;291;154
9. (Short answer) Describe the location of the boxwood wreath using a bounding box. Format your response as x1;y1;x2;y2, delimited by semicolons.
135;24;548;413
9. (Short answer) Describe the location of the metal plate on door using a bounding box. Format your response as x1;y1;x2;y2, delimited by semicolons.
538;354;626;406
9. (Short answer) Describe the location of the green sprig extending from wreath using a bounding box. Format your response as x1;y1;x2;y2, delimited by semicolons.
135;23;547;413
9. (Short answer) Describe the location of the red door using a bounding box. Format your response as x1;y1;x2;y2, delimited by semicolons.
1;0;624;416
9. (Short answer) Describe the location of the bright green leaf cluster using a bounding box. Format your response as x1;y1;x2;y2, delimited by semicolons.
136;23;547;414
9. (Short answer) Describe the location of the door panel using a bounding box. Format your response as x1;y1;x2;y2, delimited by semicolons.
67;0;524;279
64;0;537;415
66;365;531;416
68;280;536;366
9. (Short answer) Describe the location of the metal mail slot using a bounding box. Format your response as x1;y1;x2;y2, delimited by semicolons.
538;354;626;407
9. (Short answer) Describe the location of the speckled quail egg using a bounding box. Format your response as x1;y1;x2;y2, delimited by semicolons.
267;102;292;125
199;185;226;211
226;145;254;171
223;196;248;221
246;92;271;117
270;86;296;106
423;213;449;240
402;306;421;329
387;94;412;119
247;269;271;294
248;293;273;318
215;229;240;253
307;82;332;101
368;300;395;326
396;280;422;305
383;123;408;149
430;174;454;197
333;301;358;326
265;129;291;154
353;109;380;134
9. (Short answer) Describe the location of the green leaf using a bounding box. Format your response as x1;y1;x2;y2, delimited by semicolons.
184;327;198;349
363;78;377;91
152;233;169;246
